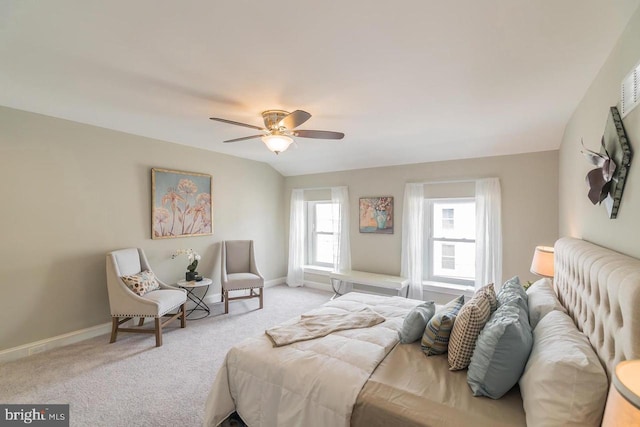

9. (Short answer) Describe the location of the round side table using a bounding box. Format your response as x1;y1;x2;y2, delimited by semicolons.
176;278;212;320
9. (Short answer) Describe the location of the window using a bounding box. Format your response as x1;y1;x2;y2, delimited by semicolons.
621;60;640;118
442;208;454;229
306;201;339;268
426;198;476;286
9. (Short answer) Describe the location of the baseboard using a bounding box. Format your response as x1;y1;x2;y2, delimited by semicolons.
0;322;114;364
303;280;332;292
200;276;286;306
265;276;286;288
1;276;290;363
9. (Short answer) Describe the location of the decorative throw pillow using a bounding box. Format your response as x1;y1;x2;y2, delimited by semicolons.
448;292;492;370
421;295;464;356
519;310;608;427
399;301;436;344
120;270;160;297
477;283;498;312
467;298;533;399
526;278;566;329
497;276;527;311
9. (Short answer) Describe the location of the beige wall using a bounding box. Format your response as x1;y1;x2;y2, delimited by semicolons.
559;6;640;258
4;6;638;351
0;107;286;351
285;150;559;291
0;110;564;349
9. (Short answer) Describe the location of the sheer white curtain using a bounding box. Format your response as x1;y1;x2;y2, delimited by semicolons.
287;189;305;287
401;183;425;300
331;186;352;272
475;178;502;290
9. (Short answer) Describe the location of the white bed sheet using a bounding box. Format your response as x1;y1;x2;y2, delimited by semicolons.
203;293;421;427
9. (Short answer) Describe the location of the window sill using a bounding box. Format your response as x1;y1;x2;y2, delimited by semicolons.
303;265;333;276
422;280;475;296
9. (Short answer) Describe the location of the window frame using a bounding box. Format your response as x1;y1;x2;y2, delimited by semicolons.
425;197;476;287
306;200;337;268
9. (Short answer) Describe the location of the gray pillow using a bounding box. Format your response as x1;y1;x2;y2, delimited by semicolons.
399;301;436;344
467;298;533;399
497;276;527;311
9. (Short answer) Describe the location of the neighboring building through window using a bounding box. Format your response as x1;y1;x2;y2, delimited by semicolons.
442;208;454;229
441;243;456;269
425;198;476;286
306;201;339;268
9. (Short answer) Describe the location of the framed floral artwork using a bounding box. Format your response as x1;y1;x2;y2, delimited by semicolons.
151;168;213;239
359;196;394;234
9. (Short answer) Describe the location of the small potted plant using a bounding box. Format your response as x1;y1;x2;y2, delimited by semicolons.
172;249;202;281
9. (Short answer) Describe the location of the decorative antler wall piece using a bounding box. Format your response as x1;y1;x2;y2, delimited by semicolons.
580;106;633;219
581;138;616;205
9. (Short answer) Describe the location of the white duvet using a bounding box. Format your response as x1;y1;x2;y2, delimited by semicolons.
203;292;421;427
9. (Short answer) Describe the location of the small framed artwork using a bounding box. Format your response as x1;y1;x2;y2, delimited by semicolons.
359;196;394;234
151;168;213;239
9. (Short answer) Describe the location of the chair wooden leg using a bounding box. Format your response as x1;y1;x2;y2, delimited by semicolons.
110;317;119;343
224;290;229;314
259;288;264;309
138;317;145;327
155;318;162;347
180;303;186;328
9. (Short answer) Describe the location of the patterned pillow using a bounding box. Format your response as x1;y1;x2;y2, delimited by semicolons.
120;270;160;296
478;283;498;313
421;295;465;356
448;292;492;370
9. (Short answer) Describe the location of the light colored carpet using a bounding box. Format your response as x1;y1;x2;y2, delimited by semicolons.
0;285;332;427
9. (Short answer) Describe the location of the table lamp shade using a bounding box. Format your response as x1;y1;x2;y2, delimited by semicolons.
602;360;640;426
530;246;554;277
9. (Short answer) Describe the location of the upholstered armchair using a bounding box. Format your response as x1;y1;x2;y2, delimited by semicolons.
221;240;264;314
106;248;187;347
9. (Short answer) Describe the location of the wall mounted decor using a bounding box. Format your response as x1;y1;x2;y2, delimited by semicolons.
581;106;632;219
359;196;394;234
152;168;213;239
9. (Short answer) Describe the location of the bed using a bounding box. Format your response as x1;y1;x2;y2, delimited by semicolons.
203;237;640;427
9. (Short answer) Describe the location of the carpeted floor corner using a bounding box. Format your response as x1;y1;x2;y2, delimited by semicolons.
0;285;331;427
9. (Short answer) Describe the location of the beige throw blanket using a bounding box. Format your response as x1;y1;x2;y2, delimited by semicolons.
266;308;386;346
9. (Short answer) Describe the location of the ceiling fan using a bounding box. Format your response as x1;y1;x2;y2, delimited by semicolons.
209;110;344;154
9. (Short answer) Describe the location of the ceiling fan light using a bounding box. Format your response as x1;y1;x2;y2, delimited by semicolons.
261;134;293;154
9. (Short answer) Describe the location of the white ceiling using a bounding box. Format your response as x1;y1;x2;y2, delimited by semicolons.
1;1;638;176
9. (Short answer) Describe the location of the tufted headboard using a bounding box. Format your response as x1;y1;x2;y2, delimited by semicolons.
554;237;640;379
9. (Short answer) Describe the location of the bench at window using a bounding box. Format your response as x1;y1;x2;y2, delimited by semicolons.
329;270;410;299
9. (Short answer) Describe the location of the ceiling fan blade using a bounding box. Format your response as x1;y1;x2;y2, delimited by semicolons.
223;135;264;143
210;117;265;131
294;130;345;140
278;110;311;129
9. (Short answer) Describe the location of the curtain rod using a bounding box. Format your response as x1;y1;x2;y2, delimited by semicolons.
414;179;478;185
291;186;347;191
